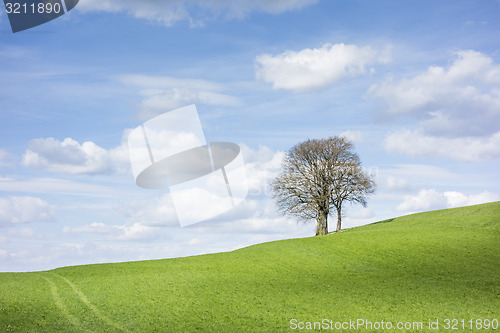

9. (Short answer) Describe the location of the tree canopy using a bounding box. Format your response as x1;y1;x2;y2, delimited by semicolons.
272;136;375;235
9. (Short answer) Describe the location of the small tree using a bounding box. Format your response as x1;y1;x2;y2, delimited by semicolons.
272;136;375;236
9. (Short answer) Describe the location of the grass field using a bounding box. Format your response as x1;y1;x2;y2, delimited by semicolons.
1;202;499;332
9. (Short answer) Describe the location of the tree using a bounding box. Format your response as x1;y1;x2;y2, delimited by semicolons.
272;136;375;236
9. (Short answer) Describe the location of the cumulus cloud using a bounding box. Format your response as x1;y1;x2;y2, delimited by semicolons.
23;137;109;174
369;51;500;126
384;129;500;162
340;130;364;144
369;50;500;161
22;137;130;175
0;196;55;224
119;75;240;120
77;0;318;26
255;43;390;92
396;189;500;213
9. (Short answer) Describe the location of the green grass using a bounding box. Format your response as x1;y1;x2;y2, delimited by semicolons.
1;202;499;332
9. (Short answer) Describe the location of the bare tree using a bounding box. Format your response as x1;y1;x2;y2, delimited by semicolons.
272;136;375;236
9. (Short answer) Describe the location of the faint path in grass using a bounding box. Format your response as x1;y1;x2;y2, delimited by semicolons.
41;275;91;332
49;273;129;332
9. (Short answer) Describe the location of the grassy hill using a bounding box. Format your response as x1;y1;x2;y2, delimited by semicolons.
1;202;499;332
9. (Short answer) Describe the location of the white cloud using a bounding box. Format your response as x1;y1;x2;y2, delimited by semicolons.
22;137;130;175
385;176;410;191
0;177;128;197
369;50;500;161
384;129;500;162
396;189;500;213
77;0;318;26
5;227;37;238
396;189;447;212
114;223;160;241
255;43;389;92
122;194;179;227
63;222;121;236
119;75;240;120
367;50;500;137
23;137;109;174
341;206;377;229
240;144;284;197
224;215;309;234
340;130;364;144
63;222;161;241
138;88;239;121
381;164;459;183
464;191;500;206
0;196;55;224
349;206;375;219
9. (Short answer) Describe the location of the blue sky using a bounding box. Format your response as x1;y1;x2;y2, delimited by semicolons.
1;0;499;272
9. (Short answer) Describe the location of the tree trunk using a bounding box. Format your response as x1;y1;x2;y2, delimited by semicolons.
336;206;342;232
315;209;328;236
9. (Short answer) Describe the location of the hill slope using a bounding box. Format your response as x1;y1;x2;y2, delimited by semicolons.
1;202;499;332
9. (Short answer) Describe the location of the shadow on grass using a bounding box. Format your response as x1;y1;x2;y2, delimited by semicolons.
371;218;395;225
